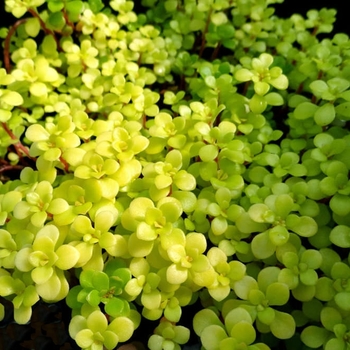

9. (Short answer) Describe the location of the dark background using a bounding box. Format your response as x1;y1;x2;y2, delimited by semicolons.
0;0;349;35
273;0;350;36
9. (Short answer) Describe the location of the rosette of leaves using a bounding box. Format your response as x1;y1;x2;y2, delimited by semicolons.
148;318;190;350
193;307;271;350
67;259;132;319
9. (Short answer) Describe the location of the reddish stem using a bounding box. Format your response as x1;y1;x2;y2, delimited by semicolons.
296;82;304;94
0;164;25;173
59;155;70;173
4;18;28;73
62;7;75;30
27;8;61;49
27;8;55;36
1;122;35;160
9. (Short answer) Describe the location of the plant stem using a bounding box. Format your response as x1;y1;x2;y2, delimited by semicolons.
4;18;28;73
1;122;34;160
0;164;25;174
27;8;61;49
27;8;55;36
199;9;213;58
211;42;222;61
59;155;70;173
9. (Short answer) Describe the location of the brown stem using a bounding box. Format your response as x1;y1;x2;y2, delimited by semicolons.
211;41;222;61
27;8;61;49
1;122;34;160
62;7;75;30
59;155;70;173
4;18;28;73
0;164;25;173
27;8;55;36
142;113;147;129
199;9;213;58
296;82;304;94
242;81;251;96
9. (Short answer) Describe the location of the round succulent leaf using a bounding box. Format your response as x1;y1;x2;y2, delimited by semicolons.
293;102;318;120
31;266;54;284
299;269;318;286
251;231;276;259
324;337;346;350
24;17;41;37
108;316;134;342
128;233;154;258
200;324;228;350
233;276;259;300
86;289;101;307
314;103;335;126
1;90;24;106
105;297;130;317
75;329;94;348
300;325;330;348
193;309;224;337
35;272;62;301
335;102;350;119
0;275;17;296
330;225;350;248
266;282;290;306
21;285;39;307
137;222;157;241
141;290;161;310
225;307;253;334
334;292;350;311
286;214;318;237
0;109;12;122
320;306;342;331
13;304;32;325
230;321;256;345
269;225;290;246
208;284;231;302
158;198;183;222
55;245;80;270
270;310;296;339
167;263;188;285
173;170;196;191
257;307;276;326
69;315;87;339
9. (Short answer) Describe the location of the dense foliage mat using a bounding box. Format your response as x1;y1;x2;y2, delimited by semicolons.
1;0;350;349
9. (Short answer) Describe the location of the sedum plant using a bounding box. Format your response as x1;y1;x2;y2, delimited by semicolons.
0;0;350;349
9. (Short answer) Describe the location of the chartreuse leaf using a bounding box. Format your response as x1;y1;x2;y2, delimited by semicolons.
201;325;228;350
1;90;24;106
301;325;330;348
266;282;290;306
270;310;296;339
224;307;253;334
286;214;318;237
193;308;224;337
109;316;134;342
55;245;80;270
0;275;16;296
330;225;350;247
230;322;256;345
105;297;130;317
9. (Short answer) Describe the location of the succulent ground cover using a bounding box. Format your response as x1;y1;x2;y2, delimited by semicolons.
1;0;350;349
